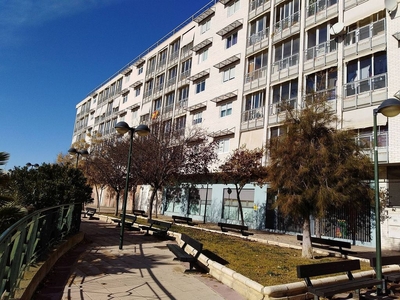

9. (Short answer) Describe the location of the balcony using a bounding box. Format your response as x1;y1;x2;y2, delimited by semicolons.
272;11;300;43
247;28;269;55
244;66;268;92
303;39;337;72
357;132;388;163
344;0;368;10
304;88;338;112
249;0;270;19
241;107;264;131
305;0;338;28
270;53;299;83
344;19;386;60
343;73;388;110
268;98;297;125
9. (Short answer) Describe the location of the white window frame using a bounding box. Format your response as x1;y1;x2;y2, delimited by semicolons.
227;0;240;16
226;32;238;49
218;138;230;153
200;18;211;34
220;102;232;117
122;94;128;103
196;80;206;94
193;111;203;125
223;66;235;82
198;48;209;64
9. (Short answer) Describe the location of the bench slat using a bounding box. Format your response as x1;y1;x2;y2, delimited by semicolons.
217;222;253;236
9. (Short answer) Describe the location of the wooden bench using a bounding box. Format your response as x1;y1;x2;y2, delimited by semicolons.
172;215;198;226
111;214;138;230
297;235;352;254
84;208;97;219
370;255;400;289
297;259;382;300
217;222;253;236
167;233;203;271
140;219;172;238
133;209;148;217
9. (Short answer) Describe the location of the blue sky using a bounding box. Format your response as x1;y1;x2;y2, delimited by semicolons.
0;0;210;169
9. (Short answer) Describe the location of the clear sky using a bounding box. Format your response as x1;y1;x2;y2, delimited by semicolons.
0;0;210;170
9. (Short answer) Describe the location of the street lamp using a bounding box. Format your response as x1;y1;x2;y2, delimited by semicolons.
68;147;89;167
115;121;150;250
373;98;400;292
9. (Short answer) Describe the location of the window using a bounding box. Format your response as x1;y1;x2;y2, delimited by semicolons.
345;52;387;96
223;66;235;82
272;79;298;114
123;94;128;103
198;48;208;64
155;74;165;92
178;86;189;102
125;72;131;82
196;80;206;94
193;111;202;125
200;18;211;34
138;65;143;75
306;68;337;100
153;98;162;113
135;86;141;97
305;22;337;60
275;0;300;32
248;13;269;45
175;116;186;132
218;138;230;153
227;0;240;16
344;12;385;47
220;102;232;117
180;58;192;80
226;32;238;49
167;66;177;86
246;50;268;82
274;36;300;71
245;91;265;110
147;56;156;74
165;93;174;113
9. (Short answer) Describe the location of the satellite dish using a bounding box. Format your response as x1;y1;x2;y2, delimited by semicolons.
330;22;345;36
385;0;398;13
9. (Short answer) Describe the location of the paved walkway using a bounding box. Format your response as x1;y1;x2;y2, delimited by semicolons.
34;217;245;300
33;213;400;300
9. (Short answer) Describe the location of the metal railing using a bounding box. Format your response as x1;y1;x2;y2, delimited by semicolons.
0;203;81;299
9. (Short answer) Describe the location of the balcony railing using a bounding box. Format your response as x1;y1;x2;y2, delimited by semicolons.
245;66;268;83
274;11;300;34
357;132;388;163
272;53;299;73
179;69;191;81
250;0;268;11
305;39;337;61
307;0;337;17
269;98;297;115
247;28;269;46
344;73;387;97
304;88;337;102
344;19;385;47
241;107;265;131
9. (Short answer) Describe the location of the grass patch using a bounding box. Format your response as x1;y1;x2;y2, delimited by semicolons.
100;213;373;286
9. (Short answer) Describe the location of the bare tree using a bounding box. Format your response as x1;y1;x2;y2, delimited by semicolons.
131;118;218;219
218;146;268;225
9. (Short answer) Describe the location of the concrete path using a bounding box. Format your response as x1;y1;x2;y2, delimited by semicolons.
34;218;245;300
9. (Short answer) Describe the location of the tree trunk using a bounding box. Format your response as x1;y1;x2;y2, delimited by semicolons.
115;191;120;216
302;216;314;258
235;185;245;226
148;187;158;219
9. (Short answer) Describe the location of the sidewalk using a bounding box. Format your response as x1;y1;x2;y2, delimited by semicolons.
34;217;245;300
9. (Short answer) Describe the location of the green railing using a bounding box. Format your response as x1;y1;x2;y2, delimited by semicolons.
0;203;81;299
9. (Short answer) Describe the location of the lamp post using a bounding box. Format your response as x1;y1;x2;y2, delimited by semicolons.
373;98;400;293
68;148;89;167
115;121;150;250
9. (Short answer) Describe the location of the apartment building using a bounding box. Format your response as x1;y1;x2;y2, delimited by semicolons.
72;0;400;249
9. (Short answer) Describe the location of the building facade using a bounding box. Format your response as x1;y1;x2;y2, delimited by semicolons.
72;0;400;249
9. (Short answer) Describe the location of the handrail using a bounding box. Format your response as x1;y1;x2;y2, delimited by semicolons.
0;203;81;299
